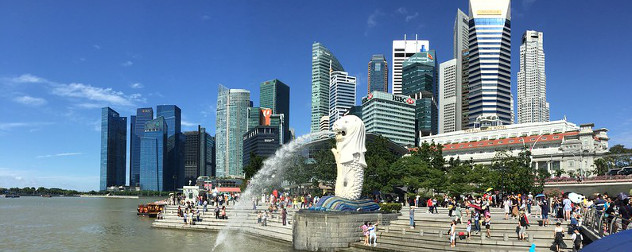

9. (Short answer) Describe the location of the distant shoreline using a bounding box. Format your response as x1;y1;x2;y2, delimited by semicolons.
79;195;139;199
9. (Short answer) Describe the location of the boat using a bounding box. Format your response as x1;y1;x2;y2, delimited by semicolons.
137;202;166;217
5;194;20;198
41;194;52;198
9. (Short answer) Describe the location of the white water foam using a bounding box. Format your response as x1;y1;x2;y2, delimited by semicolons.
212;131;332;250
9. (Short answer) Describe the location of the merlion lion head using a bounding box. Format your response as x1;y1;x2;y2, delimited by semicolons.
332;115;367;166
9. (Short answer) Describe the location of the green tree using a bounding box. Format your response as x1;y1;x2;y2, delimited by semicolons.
594;158;608;176
446;158;474;197
243;153;265;180
535;166;551;193
310;139;337;184
363;136;400;195
491;149;535;194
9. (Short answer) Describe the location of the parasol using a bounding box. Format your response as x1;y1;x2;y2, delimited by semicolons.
568;192;584;204
581;229;632;252
485;187;493;192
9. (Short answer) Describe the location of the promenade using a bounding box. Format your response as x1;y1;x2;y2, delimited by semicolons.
153;203;576;251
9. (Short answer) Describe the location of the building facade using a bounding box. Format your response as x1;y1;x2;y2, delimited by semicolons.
319;116;329;133
247;106;261;131
329;71;357;129
100;107;127;191
216;85;251;178
517;30;549;124
402;50;438;138
156;105;184;188
242;126;281;168
362;91;416;147
467;0;513;126
418;119;609;176
129;107;153;187
368;54;388;94
183;126;215;185
140;116;169;191
439;59;459;134
344;105;363;119
260;79;290;143
455;9;470;131
392;35;430;95
311;42;344;133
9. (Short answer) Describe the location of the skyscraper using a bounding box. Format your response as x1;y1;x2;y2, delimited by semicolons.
454;9;470;130
391;35;430;95
140;116;169;191
100;107;127;191
329;71;357;128
183;126;215;185
402;50;438;138
311;42;344;133
129;107;153;187
260;79;290;143
156;105;183;189
216;84;251;178
242;126;280;168
362;91;416;146
368;54;388;94
517;30;549;124
468;0;512;126
439;59;459;133
247;106;261;131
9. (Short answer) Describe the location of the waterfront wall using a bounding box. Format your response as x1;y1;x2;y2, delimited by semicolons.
545;181;632;196
292;210;399;251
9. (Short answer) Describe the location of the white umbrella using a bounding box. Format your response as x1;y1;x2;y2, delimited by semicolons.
568;192;584;204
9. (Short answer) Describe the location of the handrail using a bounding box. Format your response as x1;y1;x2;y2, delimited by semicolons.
581;206;631;238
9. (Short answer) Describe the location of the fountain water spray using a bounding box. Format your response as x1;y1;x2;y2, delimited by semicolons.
212;131;332;250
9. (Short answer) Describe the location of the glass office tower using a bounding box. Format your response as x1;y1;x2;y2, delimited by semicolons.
156;105;183;189
467;0;512;126
140;116;168;191
260;79;290;143
368;54;388;94
100;107;127;191
216;85;251;178
129;107;153;187
402;50;438;138
311;42;344;133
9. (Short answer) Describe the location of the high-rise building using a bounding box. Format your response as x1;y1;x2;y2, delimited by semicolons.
461;49;471;129
156;105;184;189
311;42;344;133
140;116;169;191
329;71;357;129
319;116;329;133
467;0;512;126
129;107;153;187
368;54;388;94
216;85;251;178
247;106;261;131
260;79;290;143
391;35;430;95
183;126;215;185
362;91;416;146
100;107;127;191
344;105;363;119
402;50;438;138
243;126;280;168
517;30;549;124
454;9;470;130
439;59;459;133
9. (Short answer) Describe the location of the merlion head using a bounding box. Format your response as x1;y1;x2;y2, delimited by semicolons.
332;115;367;166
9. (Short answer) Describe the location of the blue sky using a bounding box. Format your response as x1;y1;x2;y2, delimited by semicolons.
1;0;631;191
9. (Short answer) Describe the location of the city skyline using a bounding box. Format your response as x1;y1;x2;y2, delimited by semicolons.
2;0;632;191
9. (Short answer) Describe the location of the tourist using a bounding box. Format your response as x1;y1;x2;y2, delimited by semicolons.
257;211;262;224
553;222;564;252
563;196;572;222
177;205;183;217
571;228;582;251
504;197;511;220
426;198;433;214
466;219;472;241
473;210;481;234
282;207;287;226
262;211;268;226
203;200;208;212
220;206;227;219
408;206;416;229
449;220;456;247
361;222;369;245
620;200;632;230
454;203;462;224
484;214;492;238
518;212;528;240
541;198;550;227
368;222;378;247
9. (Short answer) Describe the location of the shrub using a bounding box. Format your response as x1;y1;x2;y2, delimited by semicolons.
379;203;402;213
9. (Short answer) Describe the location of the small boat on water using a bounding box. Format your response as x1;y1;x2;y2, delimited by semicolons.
137;202;166;217
41;194;52;198
4;194;20;198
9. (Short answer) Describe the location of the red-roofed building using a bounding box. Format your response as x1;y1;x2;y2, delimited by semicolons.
418;119;609;177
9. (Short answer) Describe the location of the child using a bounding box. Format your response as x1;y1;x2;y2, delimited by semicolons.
368;222;378;247
361;222;369;245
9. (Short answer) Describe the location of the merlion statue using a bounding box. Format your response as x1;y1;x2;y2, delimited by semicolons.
309;115;378;212
331;115;366;200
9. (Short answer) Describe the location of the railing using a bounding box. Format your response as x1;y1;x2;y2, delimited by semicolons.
582;206;630;239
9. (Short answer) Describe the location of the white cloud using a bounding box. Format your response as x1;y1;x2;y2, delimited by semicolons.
11;74;46;84
202;15;210;20
93;44;101;50
367;9;384;28
36;152;82;158
405;12;419;22
121;61;133;67
51;82;145;107
13;95;47;106
181;120;199;127
130;82;144;89
397;7;407;15
0;122;54;132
